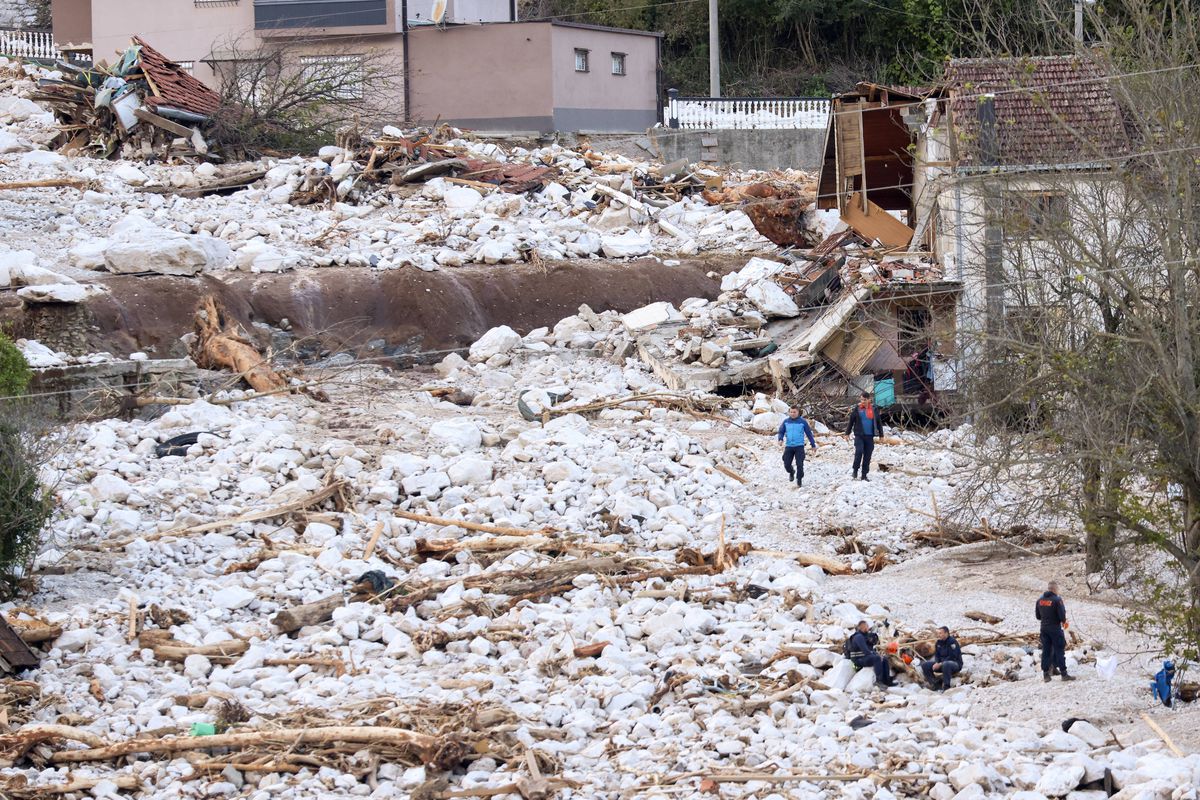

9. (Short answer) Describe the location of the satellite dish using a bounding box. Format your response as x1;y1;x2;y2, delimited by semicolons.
431;0;447;24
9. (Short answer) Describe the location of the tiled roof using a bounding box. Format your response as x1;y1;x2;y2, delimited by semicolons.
945;55;1128;167
132;36;221;118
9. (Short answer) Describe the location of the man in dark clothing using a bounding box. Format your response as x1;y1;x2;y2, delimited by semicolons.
921;626;962;691
845;392;883;481
847;620;895;687
1035;580;1075;682
777;406;818;487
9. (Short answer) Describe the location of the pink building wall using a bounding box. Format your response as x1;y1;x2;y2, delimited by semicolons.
50;0;91;47
550;23;659;131
407;22;554;130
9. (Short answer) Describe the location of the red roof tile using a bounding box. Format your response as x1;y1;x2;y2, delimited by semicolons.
945;55;1128;167
132;36;221;118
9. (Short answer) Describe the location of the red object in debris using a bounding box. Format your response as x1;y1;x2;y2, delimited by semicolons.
886;641;899;654
132;36;221;118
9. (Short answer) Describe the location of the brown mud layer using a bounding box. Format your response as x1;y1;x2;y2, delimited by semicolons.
2;255;745;362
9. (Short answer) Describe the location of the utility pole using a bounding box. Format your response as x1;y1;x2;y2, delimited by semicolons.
709;0;720;97
1074;0;1084;42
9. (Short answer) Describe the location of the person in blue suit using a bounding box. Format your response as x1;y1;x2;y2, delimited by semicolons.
777;406;818;487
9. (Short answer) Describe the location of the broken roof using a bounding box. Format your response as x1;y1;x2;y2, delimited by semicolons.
944;55;1128;168
132;36;221;118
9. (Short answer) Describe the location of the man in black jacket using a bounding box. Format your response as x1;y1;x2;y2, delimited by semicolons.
845;392;883;480
1036;580;1075;682
921;626;962;691
847;620;895;687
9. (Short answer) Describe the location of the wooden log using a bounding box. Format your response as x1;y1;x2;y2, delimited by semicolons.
6;616;62;644
573;641;609;658
0;724;107;751
751;549;853;575
0;178;91;191
272;594;345;633
1139;712;1184;757
965;611;1003;625
4;774;139;796
49;726;441;765
714;465;748;484
151;640;249;664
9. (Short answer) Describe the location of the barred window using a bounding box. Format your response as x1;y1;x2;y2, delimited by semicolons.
299;54;365;101
611;52;626;76
574;49;589;73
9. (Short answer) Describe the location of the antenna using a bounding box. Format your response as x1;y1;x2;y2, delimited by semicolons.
431;0;447;25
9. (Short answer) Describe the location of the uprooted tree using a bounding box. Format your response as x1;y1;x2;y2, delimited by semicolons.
947;0;1200;660
207;35;404;155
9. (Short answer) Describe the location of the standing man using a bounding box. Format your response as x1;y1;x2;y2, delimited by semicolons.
777;406;817;487
845;391;883;481
846;620;895;687
921;626;962;691
1036;580;1075;682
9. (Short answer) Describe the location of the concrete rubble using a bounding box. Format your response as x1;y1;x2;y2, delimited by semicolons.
0;314;1195;797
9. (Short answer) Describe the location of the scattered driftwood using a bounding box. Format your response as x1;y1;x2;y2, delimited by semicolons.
46;726;451;767
138;168;268;198
105;479;350;549
191;296;287;395
911;519;1075;551
393;509;557;538
415;535;622;561
965;611;1003;625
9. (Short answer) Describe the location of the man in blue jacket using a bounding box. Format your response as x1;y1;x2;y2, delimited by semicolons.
846;620;895;687
845;391;883;480
777;406;817;487
921;626;962;691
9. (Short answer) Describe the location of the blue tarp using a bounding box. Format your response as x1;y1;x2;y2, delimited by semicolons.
874;378;896;407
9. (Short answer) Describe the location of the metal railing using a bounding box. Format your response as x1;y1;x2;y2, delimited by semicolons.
0;28;61;61
664;88;831;130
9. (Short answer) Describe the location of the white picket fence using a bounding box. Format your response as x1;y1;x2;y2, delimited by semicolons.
0;28;62;61
664;95;831;130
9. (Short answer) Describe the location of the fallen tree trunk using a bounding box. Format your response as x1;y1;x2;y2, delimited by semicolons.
273;594;350;634
48;726;442;765
149;639;249;664
191;295;286;394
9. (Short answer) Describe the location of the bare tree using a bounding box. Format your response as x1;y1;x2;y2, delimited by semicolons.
945;0;1200;659
207;34;405;155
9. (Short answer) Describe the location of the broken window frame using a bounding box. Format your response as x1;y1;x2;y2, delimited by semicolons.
611;52;626;76
298;54;366;102
574;48;589;73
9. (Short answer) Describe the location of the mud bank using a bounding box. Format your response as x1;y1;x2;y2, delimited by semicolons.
5;256;742;360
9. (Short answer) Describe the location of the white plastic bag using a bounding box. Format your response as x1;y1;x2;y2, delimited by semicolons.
1096;654;1118;680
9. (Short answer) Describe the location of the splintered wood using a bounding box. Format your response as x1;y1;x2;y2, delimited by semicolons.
191;295;287;394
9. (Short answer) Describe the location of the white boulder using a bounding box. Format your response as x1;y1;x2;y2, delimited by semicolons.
469;326;521;361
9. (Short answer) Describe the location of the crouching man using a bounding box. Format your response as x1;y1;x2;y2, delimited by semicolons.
847;620;896;687
921;626;962;691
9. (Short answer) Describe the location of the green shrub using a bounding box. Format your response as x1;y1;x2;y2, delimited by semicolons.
0;411;54;599
0;333;30;398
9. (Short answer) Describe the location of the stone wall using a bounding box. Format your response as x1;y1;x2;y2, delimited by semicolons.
0;0;48;28
649;127;827;172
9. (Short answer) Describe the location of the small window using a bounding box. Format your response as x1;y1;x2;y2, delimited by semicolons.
574;48;589;73
176;61;195;75
1001;191;1068;239
611;52;626;76
299;54;365;101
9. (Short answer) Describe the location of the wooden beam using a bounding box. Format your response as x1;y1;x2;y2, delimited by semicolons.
133;107;193;138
